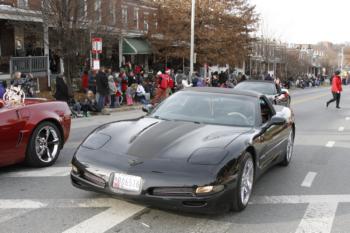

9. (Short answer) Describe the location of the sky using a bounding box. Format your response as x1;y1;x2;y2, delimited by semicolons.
249;0;350;44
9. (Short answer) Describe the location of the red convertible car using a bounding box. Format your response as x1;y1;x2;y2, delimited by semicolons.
0;97;71;167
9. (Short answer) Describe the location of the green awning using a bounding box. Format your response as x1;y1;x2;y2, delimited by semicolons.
123;38;152;55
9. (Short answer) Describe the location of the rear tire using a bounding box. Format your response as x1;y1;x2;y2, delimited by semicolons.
280;130;294;167
231;152;254;212
25;121;62;167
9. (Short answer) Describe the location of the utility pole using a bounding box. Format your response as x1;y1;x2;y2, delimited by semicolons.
189;0;195;82
341;47;344;71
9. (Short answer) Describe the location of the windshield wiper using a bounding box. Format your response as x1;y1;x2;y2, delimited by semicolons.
153;115;171;121
171;118;202;124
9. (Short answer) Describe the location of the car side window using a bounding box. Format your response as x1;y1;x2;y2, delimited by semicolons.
260;97;273;124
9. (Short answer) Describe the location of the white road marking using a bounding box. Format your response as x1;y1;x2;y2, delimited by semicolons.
295;202;338;233
346;117;350;121
250;195;350;204
301;172;317;188
325;141;335;148
0;200;46;209
338;126;345;132
0;167;70;177
62;201;144;233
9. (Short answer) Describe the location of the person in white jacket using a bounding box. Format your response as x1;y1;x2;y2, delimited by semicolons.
136;82;147;105
107;69;118;108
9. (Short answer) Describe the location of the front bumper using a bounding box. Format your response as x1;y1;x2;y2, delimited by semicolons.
70;168;237;214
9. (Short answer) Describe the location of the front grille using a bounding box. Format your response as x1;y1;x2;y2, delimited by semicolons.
82;171;106;188
150;187;195;197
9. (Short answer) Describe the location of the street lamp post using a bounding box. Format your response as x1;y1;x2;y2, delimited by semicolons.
341;47;344;71
189;0;195;82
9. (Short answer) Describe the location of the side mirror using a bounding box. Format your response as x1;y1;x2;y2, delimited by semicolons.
262;116;286;131
270;115;286;125
142;104;154;113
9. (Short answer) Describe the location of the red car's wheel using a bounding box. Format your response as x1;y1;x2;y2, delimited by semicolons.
26;121;62;167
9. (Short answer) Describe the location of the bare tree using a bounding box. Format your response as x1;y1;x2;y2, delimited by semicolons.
147;0;258;67
41;0;123;84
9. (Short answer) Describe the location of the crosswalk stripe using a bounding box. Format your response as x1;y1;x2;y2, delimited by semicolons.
250;194;350;204
295;202;338;233
0;200;46;209
0;198;138;209
62;202;144;233
0;167;70;177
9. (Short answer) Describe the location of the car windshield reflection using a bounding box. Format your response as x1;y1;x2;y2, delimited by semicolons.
150;92;256;127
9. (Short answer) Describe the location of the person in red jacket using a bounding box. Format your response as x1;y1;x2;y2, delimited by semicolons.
326;70;343;109
151;71;169;105
81;71;89;93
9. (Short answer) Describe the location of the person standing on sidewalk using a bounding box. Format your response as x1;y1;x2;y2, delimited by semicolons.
326;70;343;109
107;68;118;108
96;68;109;111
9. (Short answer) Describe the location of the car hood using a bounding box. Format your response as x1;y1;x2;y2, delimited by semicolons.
81;117;251;163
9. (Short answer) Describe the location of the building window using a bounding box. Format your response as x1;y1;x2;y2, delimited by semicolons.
154;13;158;30
144;20;148;32
122;7;128;26
78;0;87;19
144;12;149;32
110;0;116;25
134;8;139;29
95;0;102;22
17;0;28;8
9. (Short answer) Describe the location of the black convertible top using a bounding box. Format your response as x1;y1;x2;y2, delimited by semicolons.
183;87;261;98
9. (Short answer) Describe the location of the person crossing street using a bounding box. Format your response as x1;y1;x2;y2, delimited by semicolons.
326;70;343;109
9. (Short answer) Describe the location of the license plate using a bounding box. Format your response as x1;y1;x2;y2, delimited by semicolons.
112;173;142;193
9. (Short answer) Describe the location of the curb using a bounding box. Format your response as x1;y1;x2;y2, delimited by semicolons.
106;105;143;113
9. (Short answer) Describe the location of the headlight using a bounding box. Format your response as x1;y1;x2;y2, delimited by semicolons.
188;148;229;165
195;185;224;195
71;164;79;174
81;133;111;150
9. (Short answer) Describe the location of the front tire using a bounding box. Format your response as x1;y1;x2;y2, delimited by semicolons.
25;121;62;167
280;130;294;166
231;152;254;212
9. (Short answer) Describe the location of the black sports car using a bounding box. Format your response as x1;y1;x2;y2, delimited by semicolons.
71;88;295;213
235;80;291;107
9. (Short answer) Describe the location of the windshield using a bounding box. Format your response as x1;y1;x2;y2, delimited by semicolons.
235;82;277;95
150;92;256;127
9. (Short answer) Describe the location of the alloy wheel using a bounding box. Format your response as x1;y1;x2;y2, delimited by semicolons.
286;131;294;162
240;157;254;206
35;126;60;163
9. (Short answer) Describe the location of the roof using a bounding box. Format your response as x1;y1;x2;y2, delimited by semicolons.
182;87;262;98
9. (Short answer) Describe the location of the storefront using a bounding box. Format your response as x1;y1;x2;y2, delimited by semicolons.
122;38;152;71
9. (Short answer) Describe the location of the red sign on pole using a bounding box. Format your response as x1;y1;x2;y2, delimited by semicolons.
92;38;103;54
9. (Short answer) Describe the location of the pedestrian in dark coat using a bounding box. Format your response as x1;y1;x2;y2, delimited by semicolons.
0;81;7;99
54;75;69;102
95;68;109;111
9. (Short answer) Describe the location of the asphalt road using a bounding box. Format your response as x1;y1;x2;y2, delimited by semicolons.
1;86;350;233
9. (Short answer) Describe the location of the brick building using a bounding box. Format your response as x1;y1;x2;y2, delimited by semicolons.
0;0;156;86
